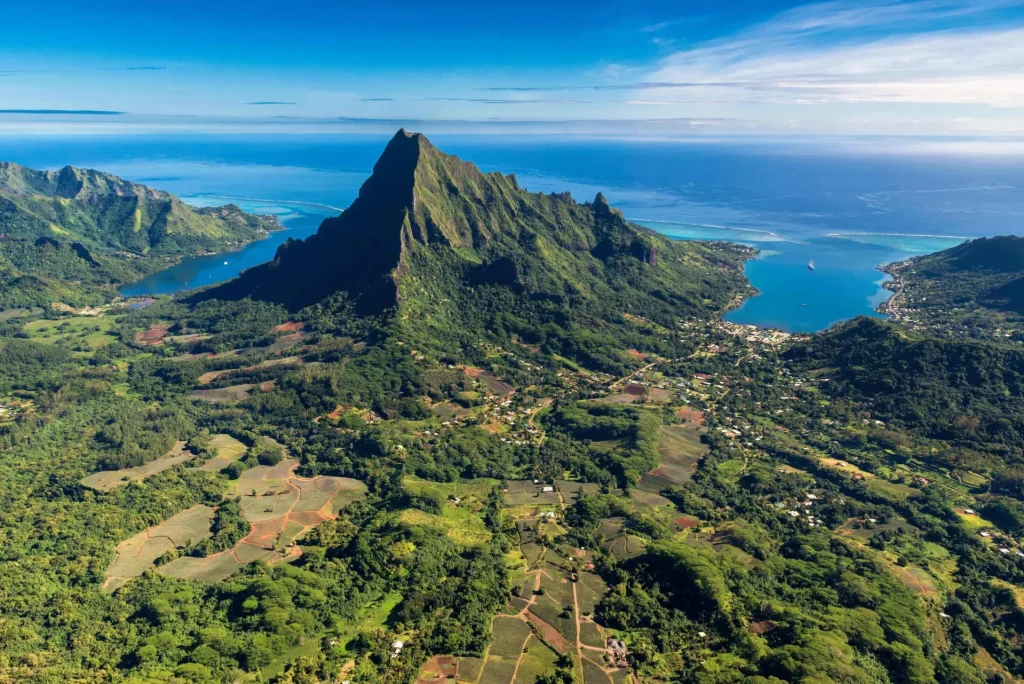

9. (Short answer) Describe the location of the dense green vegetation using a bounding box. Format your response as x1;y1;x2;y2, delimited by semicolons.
883;235;1024;340
0;132;1020;684
0;161;279;309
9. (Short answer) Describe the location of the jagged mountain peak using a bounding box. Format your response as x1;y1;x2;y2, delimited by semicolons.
200;130;746;321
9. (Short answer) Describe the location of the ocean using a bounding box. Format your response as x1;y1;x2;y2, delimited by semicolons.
0;134;1020;332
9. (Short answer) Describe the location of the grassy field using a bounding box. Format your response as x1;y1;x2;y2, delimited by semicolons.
192;433;248;472
81;441;193;491
399;508;493;546
24;315;118;349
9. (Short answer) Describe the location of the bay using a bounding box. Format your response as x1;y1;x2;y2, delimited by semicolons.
0;134;1019;331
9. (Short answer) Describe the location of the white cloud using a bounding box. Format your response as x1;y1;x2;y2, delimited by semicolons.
642;0;1024;109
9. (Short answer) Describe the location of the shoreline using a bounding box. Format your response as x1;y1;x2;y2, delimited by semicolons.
874;257;913;322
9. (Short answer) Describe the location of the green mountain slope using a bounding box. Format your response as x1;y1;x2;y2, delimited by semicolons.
883;235;1024;339
787;316;1024;458
201;129;752;370
0;161;279;308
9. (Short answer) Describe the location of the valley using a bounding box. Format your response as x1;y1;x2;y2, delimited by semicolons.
0;132;1021;684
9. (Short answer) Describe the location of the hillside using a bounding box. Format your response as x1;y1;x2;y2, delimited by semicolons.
881;235;1024;340
786;316;1024;455
202;130;752;371
0;161;279;308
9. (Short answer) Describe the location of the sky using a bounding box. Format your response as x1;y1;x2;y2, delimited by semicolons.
2;0;1024;136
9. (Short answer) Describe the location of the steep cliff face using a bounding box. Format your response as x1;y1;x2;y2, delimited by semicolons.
199;130;751;335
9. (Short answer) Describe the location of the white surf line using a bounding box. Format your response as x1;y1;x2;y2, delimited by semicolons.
183;194;346;213
826;232;970;240
630;217;789;240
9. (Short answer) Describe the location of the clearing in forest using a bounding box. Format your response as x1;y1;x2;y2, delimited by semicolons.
81;441;193;491
191;434;248;472
633;423;707;507
160;459;365;583
102;504;215;592
189;381;276;402
103;458;365;588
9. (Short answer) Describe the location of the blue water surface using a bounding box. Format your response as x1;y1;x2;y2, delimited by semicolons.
0;134;1020;331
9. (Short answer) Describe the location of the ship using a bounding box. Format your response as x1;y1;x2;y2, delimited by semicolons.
808;259;815;271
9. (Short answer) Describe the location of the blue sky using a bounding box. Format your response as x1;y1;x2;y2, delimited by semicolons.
2;0;1023;136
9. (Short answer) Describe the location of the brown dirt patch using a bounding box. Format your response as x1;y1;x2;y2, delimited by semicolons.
675;406;706;426
271;321;304;334
247;519;288;549
624;384;646;397
674;516;701;528
626;349;646;360
135;324;170;346
527;612;564;652
749;620;777;635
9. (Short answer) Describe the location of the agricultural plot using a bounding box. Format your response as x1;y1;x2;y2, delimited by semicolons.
580;621;605;648
514;637;560;684
81;441;193;491
653;424;706;483
478;655;517;684
529;594;577;647
490;617;532;658
461;367;515;396
197;355;303;385
134;323;170;346
556;480;600;505
191;433;248;472
505;480;561;506
189;381;275;402
458;657;486;684
102;504;215;592
583;658;612;684
106;459;366;587
632;424;707;508
417;655;460;684
604;535;646;561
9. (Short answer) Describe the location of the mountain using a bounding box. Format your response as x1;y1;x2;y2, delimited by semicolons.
0;161;278;256
786;316;1024;450
0;162;279;308
882;235;1024;340
201;130;751;368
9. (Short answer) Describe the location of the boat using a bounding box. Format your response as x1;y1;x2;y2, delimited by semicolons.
807;259;815;271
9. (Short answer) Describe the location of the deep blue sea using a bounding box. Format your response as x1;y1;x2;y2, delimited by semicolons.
0;134;1021;332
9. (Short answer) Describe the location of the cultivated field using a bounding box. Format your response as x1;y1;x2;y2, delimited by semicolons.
81;441;193;491
191;433;248;472
102;504;215;592
104;458;366;587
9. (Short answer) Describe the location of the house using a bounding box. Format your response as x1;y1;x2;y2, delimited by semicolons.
541;486;555;493
607;638;629;667
449;496;461;505
980;531;992;538
391;640;404;659
963;509;975;515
